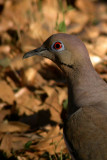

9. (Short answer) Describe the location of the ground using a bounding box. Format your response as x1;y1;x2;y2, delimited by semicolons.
0;0;107;159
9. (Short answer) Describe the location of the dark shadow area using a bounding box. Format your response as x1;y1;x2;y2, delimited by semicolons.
19;109;57;129
5;106;58;130
0;150;17;160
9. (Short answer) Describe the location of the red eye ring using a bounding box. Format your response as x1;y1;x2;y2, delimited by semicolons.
53;42;62;50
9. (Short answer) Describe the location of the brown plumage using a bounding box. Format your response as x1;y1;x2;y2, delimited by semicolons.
23;33;107;160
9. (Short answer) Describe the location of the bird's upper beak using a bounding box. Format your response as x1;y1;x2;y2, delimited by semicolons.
23;45;46;59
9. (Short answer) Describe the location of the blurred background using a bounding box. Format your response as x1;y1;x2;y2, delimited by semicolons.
0;0;107;159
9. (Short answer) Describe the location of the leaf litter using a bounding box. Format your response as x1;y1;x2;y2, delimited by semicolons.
0;0;107;159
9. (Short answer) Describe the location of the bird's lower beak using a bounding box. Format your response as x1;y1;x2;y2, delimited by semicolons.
23;46;46;59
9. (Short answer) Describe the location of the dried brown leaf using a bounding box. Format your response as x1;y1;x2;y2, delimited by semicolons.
44;90;62;123
0;109;10;122
0;134;30;157
0;121;30;133
56;87;67;105
42;85;55;97
0;134;12;157
15;87;41;115
33;126;66;155
22;68;46;87
0;80;14;104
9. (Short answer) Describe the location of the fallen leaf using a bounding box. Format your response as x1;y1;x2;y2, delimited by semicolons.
0;134;12;157
33;125;66;155
0;121;30;133
44;90;62;123
0;109;10;123
15;87;41;115
42;85;55;97
0;80;14;104
22;68;46;87
56;86;67;105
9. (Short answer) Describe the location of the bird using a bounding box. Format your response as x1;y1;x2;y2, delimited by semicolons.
23;33;107;160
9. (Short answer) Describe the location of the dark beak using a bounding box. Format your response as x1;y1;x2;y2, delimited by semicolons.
23;46;46;59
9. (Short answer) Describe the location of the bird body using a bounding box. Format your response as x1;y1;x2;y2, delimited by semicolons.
23;33;107;160
64;105;107;160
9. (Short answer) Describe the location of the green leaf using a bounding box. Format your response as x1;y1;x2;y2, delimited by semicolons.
63;99;68;109
58;20;66;32
24;141;32;149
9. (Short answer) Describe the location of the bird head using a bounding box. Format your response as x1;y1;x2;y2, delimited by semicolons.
23;33;90;70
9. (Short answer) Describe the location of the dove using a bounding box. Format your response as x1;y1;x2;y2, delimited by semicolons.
23;33;107;160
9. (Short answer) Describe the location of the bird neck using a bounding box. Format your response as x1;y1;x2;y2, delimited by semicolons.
61;61;106;115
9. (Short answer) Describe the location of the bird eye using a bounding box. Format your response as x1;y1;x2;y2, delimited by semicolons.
54;42;62;49
51;41;64;51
